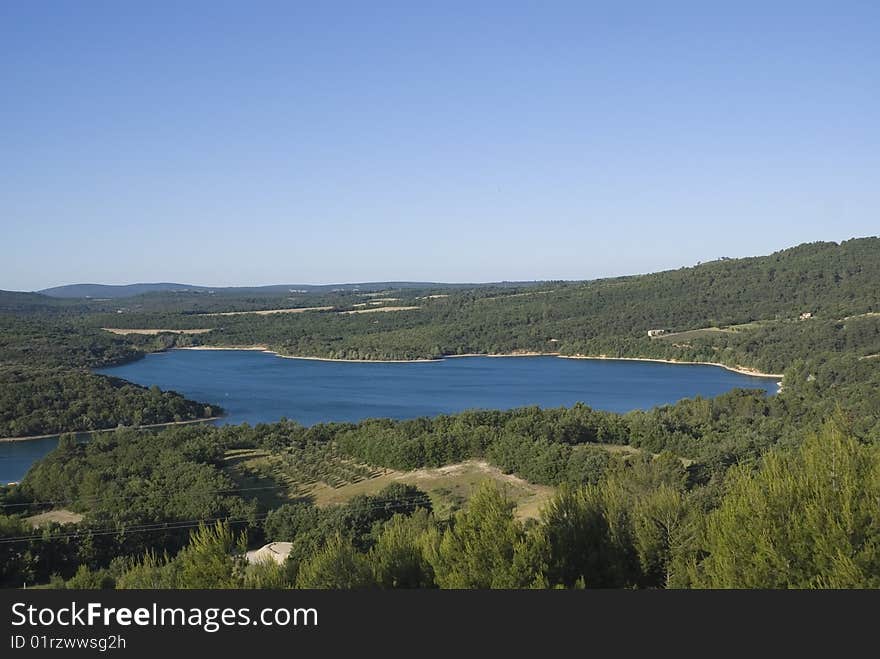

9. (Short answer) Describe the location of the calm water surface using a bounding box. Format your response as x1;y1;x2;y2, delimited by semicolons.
1;351;778;482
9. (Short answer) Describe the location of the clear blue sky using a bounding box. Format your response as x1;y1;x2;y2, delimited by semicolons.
2;1;878;291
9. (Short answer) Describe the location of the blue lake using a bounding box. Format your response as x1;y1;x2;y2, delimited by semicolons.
1;350;778;483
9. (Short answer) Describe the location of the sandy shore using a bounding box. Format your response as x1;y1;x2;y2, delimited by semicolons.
275;353;436;363
185;346;555;362
181;346;551;362
446;351;558;358
177;346;437;363
180;345;270;351
559;354;783;379
0;416;224;443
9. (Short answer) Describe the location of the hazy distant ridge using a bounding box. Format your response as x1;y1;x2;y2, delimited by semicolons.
38;281;543;299
39;283;212;298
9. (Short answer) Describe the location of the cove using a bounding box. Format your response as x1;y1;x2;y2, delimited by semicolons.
1;351;778;483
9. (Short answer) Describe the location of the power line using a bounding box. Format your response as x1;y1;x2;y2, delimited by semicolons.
0;514;273;545
0;496;434;544
0;478;426;509
0;484;301;509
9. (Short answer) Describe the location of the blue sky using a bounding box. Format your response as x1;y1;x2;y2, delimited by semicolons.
2;1;878;290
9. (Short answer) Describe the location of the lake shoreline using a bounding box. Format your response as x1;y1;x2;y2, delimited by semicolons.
177;345;438;363
176;345;783;378
558;355;784;379
0;416;223;443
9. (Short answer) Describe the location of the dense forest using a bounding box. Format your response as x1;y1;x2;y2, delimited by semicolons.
0;317;217;437
0;369;220;437
2;417;876;589
1;237;879;588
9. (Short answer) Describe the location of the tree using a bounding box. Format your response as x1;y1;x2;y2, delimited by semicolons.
370;510;435;588
176;521;247;589
118;522;247;589
539;484;619;588
631;485;695;588
692;424;880;588
264;503;321;542
295;534;375;589
427;482;536;588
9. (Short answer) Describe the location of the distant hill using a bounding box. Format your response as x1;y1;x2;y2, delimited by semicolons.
38;283;210;298
37;281;544;299
0;290;64;312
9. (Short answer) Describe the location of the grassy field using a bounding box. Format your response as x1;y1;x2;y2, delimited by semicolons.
222;449;554;520
309;460;555;520
651;318;796;344
652;327;736;343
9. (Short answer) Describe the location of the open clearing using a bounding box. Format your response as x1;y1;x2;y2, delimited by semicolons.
652;320;785;343
221;445;676;521
203;306;334;317
482;290;555;302
652;327;736;343
341;306;420;314
102;327;214;335
351;299;401;308
309;459;555;520
222;450;553;520
25;509;84;527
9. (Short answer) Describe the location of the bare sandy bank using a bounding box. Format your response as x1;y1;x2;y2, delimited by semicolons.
176;346;437;363
559;355;783;379
0;416;223;443
180;345;270;351
275;354;437;363
446;351;558;358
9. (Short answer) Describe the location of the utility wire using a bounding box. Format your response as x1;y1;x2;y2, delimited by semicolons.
0;497;434;544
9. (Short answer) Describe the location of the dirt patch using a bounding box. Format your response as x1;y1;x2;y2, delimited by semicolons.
26;510;84;527
101;328;213;335
203;306;334;317
341;306;420;314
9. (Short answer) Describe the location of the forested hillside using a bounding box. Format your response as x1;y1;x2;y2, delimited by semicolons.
0;317;219;438
76;237;880;369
